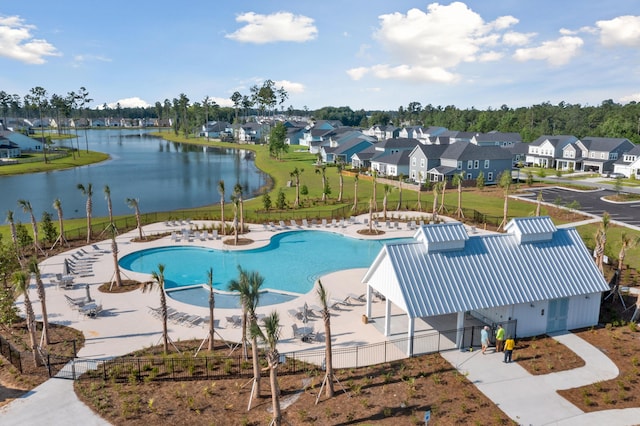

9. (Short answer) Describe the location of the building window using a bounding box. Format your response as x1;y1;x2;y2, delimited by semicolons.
474;160;479;169
484;160;489;169
467;160;473;169
412;158;416;166
590;152;595;158
488;172;493;181
457;161;462;170
420;159;425;167
600;153;605;159
466;173;472;180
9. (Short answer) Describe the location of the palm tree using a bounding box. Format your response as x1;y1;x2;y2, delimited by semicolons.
103;185;114;226
316;280;334;399
17;199;40;255
351;173;359;211
77;183;93;243
415;173;423;212
594;212;610;274
13;270;42;366
206;268;215;351
336;161;344;202
371;170;378;211
142;264;169;354
382;184;391;221
126;197;144;240
535;191;543;216
617;232;638;273
234;183;244;239
316;165;328;203
252;311;282;425
107;223;122;288
6;210;19;255
28;259;50;345
231;194;240;245
218;180;226;235
397;173;405;210
52;198;68;249
290;167;304;208
228;267;250;359
432;182;441;222
453;172;465;219
368;198;374;233
497;170;512;231
438;179;447;214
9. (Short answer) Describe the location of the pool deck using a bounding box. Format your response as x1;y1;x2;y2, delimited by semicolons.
26;211;472;360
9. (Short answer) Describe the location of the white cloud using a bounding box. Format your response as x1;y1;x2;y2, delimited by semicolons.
72;54;111;68
513;36;583;66
619;92;640;104
211;97;233;108
275;80;305;94
596;15;640;47
225;12;317;44
106;97;151;109
0;15;60;64
346;67;369;80
503;31;535;46
352;2;518;83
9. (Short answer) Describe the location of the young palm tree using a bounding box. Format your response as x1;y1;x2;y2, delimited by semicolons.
252;311;282;425
497;170;512;231
218;180;226;235
52;198;68;249
316;165;328;203
228;266;250;359
432;182;441;222
396;173;404;211
206;268;215;351
6;210;19;255
77;183;94;243
17;199;40;255
13;270;42;366
535;191;543;216
107;223;122;288
594;212;610;274
438;179;447;214
617;233;639;273
351;173;359;211
453;172;465;219
290;167;304;208
28;259;50;345
336;161;344;202
371;170;378;211
415;173;423;212
126;197;144;240
316;280;334;399
368;198;374;233
142;264;169;354
234;183;244;238
231;195;240;245
382;184;390;221
246;270;265;403
103;185;114;226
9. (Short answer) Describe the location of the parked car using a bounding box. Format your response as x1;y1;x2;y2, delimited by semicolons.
608;172;625;179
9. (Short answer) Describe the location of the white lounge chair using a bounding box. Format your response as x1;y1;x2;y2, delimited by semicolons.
279;220;288;229
302;219;310;227
331;219;337;227
212;229;219;239
322;219;328;227
291;219;300;228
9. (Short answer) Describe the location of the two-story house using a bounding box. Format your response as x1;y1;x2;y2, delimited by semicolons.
525;135;578;168
613;144;640;179
575;137;635;174
470;131;522;147
430;142;513;183
407;144;449;182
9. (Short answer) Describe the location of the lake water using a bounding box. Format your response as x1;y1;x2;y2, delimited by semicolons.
1;129;267;222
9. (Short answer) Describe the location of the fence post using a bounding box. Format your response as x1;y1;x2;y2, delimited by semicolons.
137;358;141;382
72;340;77;358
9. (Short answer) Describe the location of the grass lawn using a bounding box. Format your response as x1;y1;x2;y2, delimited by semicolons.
0;150;109;176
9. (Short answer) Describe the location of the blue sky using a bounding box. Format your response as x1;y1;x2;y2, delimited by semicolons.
1;1;639;111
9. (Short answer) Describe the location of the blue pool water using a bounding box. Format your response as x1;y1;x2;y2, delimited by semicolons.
119;231;412;308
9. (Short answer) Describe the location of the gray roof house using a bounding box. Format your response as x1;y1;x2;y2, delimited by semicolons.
408;144;449;182
575;137;635;174
525;135;578;168
370;150;411;177
0;130;42;152
613;144;640;179
0;136;20;159
322;136;374;164
470;131;522;147
429;142;513;183
362;216;609;355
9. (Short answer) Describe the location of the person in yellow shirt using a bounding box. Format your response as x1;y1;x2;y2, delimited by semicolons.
503;336;515;363
495;324;505;352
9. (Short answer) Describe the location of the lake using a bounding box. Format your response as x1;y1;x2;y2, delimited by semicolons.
0;129;268;222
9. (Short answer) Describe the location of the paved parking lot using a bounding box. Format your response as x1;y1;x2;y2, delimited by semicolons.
516;187;640;228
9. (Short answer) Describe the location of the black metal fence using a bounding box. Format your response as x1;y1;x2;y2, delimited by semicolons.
57;320;516;382
0;334;22;373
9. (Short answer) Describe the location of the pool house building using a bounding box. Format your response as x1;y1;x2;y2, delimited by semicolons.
362;217;610;356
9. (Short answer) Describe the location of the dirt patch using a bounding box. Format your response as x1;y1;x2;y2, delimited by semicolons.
357;228;386;236
223;238;254;246
98;280;143;294
514;335;585;374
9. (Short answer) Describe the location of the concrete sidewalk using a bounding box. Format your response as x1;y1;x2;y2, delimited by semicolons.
441;331;640;425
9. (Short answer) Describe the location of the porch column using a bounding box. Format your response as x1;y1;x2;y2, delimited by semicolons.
456;311;465;349
365;285;372;319
407;315;415;356
384;298;391;336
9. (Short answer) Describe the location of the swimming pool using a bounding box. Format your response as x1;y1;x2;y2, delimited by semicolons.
119;231;412;308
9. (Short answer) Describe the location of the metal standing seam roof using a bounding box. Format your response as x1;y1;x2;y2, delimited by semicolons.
366;226;609;319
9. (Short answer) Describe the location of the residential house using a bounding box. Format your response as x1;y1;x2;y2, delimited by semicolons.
200;121;232;139
470;131;522;147
321;136;374;164
0;129;42;152
362;217;609;355
575;137;635;174
351;145;377;169
613;144;640;179
506;142;530;167
364;124;400;141
429;142;513;183
370;150;411;177
237;122;265;143
0;136;21;158
525;135;578;168
408;144;449;182
300;120;343;153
